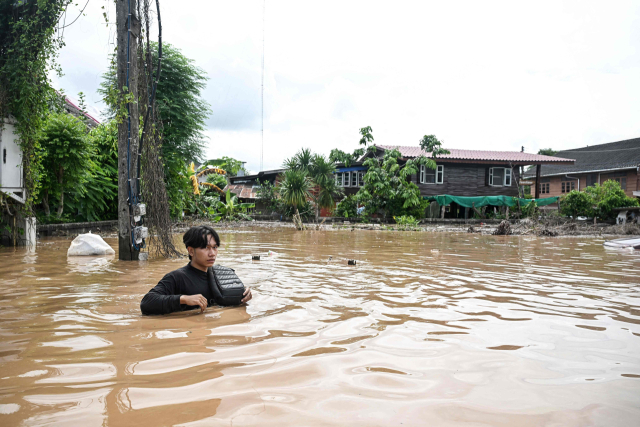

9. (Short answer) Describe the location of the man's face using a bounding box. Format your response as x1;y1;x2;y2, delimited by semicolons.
189;234;218;268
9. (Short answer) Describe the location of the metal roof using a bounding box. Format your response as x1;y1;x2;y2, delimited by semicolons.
523;137;640;177
375;145;574;165
226;183;258;200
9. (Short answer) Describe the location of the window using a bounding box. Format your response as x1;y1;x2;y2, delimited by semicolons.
540;183;550;194
586;173;598;187
561;181;575;193
489;167;512;186
336;171;365;187
606;172;627;190
419;165;443;184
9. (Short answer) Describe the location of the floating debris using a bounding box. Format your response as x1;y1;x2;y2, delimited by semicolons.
493;220;512;235
252;255;261;260
348;259;356;265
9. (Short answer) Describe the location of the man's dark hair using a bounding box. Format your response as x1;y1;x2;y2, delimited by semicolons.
183;226;220;260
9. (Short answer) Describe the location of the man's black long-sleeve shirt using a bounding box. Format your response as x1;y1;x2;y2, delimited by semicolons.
140;263;214;315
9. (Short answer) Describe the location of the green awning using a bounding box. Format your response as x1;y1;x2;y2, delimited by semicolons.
423;195;559;208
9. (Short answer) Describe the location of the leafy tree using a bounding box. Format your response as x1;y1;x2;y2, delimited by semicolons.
419;134;450;158
283;149;342;221
38;113;93;219
64;120;118;222
200;156;248;176
537;148;557;156
310;154;343;221
100;42;211;217
356;143;434;219
329;125;373;166
279;169;312;219
358;126;374;146
329;148;366;167
205;172;227;190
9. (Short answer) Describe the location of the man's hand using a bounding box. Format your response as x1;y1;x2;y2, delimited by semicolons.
241;287;252;304
180;294;208;312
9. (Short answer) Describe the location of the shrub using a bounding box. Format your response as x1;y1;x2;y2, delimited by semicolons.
560;190;594;218
587;180;638;219
560;180;639;220
394;215;419;226
335;195;359;218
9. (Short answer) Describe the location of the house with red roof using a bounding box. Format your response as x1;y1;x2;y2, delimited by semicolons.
332;145;575;218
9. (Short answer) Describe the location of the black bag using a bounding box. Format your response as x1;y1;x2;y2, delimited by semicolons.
207;265;245;306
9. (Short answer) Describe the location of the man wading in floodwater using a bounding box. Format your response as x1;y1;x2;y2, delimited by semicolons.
140;226;252;315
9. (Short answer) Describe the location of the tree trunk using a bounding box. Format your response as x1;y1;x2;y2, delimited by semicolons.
43;189;50;217
293;207;304;230
56;191;64;218
315;203;319;223
56;166;64;219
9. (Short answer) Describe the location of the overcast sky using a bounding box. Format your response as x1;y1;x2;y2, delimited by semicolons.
52;0;640;173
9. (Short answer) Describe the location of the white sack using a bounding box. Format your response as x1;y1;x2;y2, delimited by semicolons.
67;232;115;256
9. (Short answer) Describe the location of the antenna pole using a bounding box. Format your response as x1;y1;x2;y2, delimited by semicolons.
260;0;265;171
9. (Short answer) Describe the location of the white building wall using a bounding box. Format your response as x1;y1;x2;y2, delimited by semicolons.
0;120;24;196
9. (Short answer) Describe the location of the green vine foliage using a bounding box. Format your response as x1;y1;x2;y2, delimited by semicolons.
0;0;71;214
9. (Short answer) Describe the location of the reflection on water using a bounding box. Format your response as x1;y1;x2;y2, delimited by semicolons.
1;230;640;426
66;255;116;274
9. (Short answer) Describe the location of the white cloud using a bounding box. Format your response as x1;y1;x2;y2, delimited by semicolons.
54;0;640;172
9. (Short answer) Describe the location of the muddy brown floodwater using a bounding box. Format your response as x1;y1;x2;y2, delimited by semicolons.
1;229;640;426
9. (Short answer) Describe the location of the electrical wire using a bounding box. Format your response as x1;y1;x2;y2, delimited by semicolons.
57;0;90;30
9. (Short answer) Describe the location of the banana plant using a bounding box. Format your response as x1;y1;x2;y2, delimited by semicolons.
214;190;255;221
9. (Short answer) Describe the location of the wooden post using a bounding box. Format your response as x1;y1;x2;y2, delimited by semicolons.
117;0;141;261
534;164;541;199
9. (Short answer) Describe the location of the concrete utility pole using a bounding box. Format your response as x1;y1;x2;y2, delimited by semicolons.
116;0;141;260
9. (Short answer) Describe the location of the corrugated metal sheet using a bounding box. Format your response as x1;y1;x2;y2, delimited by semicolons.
376;145;574;163
226;184;258;200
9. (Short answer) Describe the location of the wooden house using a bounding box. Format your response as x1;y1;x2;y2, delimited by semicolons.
330;145;574;218
227;168;285;211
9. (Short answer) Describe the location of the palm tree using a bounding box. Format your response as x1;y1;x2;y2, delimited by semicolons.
279;169;311;229
310;154;343;221
283;147;313;173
